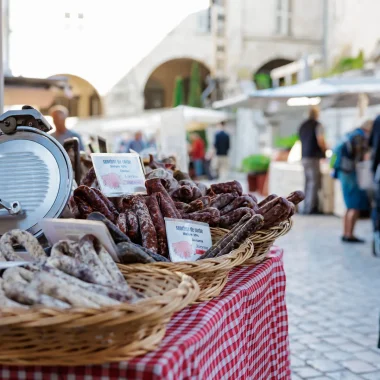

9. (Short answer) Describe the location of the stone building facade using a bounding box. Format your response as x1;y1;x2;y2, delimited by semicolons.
106;0;380;117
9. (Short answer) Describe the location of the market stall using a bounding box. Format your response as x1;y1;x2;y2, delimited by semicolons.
73;105;229;172
0;106;300;379
0;247;289;379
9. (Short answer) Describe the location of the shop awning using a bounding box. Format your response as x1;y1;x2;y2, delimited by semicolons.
212;77;380;109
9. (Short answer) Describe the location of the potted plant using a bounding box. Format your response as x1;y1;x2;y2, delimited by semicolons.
241;154;271;195
273;134;299;162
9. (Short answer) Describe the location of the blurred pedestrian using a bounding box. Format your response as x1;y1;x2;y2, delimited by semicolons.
333;120;372;243
299;106;327;214
189;133;205;178
369;115;380;255
126;131;147;153
50;105;84;151
214;121;230;179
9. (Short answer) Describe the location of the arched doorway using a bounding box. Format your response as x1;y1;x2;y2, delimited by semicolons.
144;58;211;109
42;74;102;117
254;58;293;89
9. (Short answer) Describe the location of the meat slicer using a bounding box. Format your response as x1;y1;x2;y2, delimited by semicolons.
0;106;73;238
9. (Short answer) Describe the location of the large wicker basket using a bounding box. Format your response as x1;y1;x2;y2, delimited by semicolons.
211;219;293;266
120;231;254;303
0;267;199;366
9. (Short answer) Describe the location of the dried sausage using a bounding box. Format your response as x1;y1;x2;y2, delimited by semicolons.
130;196;158;253
145;195;168;257
210;193;238;210
210;180;243;196
219;207;255;228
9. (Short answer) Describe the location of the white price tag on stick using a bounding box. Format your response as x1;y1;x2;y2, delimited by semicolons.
165;218;212;262
40;219;119;262
91;153;146;197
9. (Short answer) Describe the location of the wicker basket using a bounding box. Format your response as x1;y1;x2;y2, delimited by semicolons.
211;219;293;266
0;267;199;366
120;232;254;303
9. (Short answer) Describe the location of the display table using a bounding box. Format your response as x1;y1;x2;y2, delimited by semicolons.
0;248;290;380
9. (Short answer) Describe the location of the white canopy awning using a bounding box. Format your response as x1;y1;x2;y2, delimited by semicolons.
74;105;229;134
213;77;380;109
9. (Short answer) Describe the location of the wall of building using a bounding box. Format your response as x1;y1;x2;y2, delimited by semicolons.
327;0;380;68
105;12;213;117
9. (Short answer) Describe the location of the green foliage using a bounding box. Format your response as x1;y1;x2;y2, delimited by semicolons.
172;76;185;107
241;154;271;173
188;62;203;108
327;50;365;76
254;73;272;89
274;134;299;150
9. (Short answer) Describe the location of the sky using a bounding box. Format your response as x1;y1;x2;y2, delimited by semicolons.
7;0;209;94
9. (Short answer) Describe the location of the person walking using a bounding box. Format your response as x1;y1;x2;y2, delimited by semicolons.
50;105;84;151
369;115;380;255
214;121;230;179
299;106;327;214
189;133;205;178
333;120;372;243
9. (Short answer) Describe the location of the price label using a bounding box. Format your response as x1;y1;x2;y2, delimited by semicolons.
40;219;119;262
165;218;212;262
91;153;146;197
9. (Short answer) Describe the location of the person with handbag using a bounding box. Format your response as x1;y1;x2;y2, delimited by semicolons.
332;120;373;243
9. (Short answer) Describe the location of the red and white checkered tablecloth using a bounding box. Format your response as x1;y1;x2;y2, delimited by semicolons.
0;247;290;380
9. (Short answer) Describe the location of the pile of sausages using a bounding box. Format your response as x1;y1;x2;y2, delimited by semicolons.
0;230;140;309
69;165;305;262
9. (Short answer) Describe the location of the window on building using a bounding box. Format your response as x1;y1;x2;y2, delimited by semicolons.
78;13;84;19
197;8;211;33
217;45;225;52
65;12;70;18
276;0;292;36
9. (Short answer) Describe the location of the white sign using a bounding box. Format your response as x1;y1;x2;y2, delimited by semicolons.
91;153;146;197
165;218;212;262
40;219;119;262
0;261;30;270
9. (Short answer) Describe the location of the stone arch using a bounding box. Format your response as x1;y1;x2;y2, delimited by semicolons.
143;58;211;109
253;58;294;89
44;73;103;117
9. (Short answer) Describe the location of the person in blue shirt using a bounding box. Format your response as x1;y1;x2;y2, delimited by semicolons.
120;131;147;153
333;120;372;243
213;121;230;179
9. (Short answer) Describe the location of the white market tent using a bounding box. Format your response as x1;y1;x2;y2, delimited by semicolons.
73;106;229;171
212;77;380;109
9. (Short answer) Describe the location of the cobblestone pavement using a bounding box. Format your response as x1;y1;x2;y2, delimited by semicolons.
279;215;380;379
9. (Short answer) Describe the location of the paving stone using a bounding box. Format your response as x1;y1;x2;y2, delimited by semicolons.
298;350;326;360
354;350;380;364
340;343;367;354
307;358;344;372
362;372;380;380
323;336;350;346
327;370;368;379
291;356;305;367
341;360;377;373
307;342;337;353
293;366;323;378
290;342;308;353
291;374;304;380
324;351;355;362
